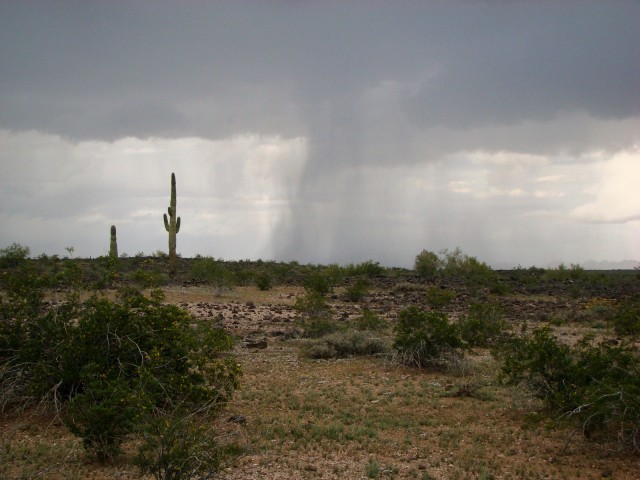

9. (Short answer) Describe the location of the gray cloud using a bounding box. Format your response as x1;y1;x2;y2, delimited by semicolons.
1;1;639;266
405;3;640;129
4;2;637;140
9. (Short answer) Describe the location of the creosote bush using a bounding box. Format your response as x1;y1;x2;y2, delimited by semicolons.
393;306;463;369
294;274;335;338
610;299;640;339
425;287;456;309
344;276;371;302
294;292;331;320
352;309;388;332
345;260;385;277
298;317;342;339
458;303;508;347
303;271;334;296
493;327;640;451
413;247;505;293
127;268;168;288
0;243;30;268
0;262;241;474
136;402;244;480
305;330;390;359
254;271;273;291
190;257;235;293
544;263;587;282
414;250;440;279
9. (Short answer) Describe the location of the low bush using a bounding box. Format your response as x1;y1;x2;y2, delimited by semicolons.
544;263;588;282
254;272;273;291
135;403;243;480
494;327;640;451
352;309;388;332
393;307;464;369
65;374;145;461
0;262;241;471
0;243;30;268
190;257;235;292
87;255;119;289
425;287;456;309
127;268;168;288
294;292;331;320
324;263;346;285
584;297;616;320
414;250;440;279
458;303;508;347
344;276;370;302
303;271;334;296
305;330;390;359
346;260;385;278
413;247;504;292
610;299;640;339
298;317;342;339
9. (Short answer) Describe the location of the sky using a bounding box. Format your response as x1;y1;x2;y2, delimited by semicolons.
1;1;639;269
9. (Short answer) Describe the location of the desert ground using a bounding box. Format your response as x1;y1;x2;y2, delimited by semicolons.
1;259;639;479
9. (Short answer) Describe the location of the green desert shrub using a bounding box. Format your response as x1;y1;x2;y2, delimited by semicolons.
584;298;616;320
494;327;640;451
254;271;273;291
324;263;346;285
544;263;587;282
0;264;241;466
440;248;498;287
458;303;508;347
414;250;440;279
346;260;385;278
494;327;578;409
190;257;235;292
64;373;146;462
610;299;640;339
87;255;119;289
305;330;390;359
0;243;30;268
414;247;503;291
303;271;334;296
352;309;388;332
425;287;456;309
294;292;331;319
344;276;371;302
393;307;463;368
127;268;168;288
298;317;342;339
135;403;243;480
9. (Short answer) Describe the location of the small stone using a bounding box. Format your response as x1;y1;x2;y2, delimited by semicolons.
228;415;247;425
245;338;268;349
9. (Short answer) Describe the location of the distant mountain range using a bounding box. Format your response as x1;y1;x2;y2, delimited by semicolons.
494;259;639;270
580;259;639;270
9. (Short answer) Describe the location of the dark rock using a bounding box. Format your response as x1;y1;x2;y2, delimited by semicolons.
228;415;247;425
244;338;268;349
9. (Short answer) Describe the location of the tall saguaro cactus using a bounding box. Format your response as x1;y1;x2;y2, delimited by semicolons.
163;172;181;274
109;225;118;260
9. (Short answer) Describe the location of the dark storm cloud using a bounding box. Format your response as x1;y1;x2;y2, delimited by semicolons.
3;1;637;141
1;1;639;266
404;3;640;129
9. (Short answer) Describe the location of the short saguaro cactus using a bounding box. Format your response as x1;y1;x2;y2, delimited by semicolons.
109;225;118;260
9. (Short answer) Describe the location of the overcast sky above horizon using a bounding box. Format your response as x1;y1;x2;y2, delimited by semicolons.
1;1;639;268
